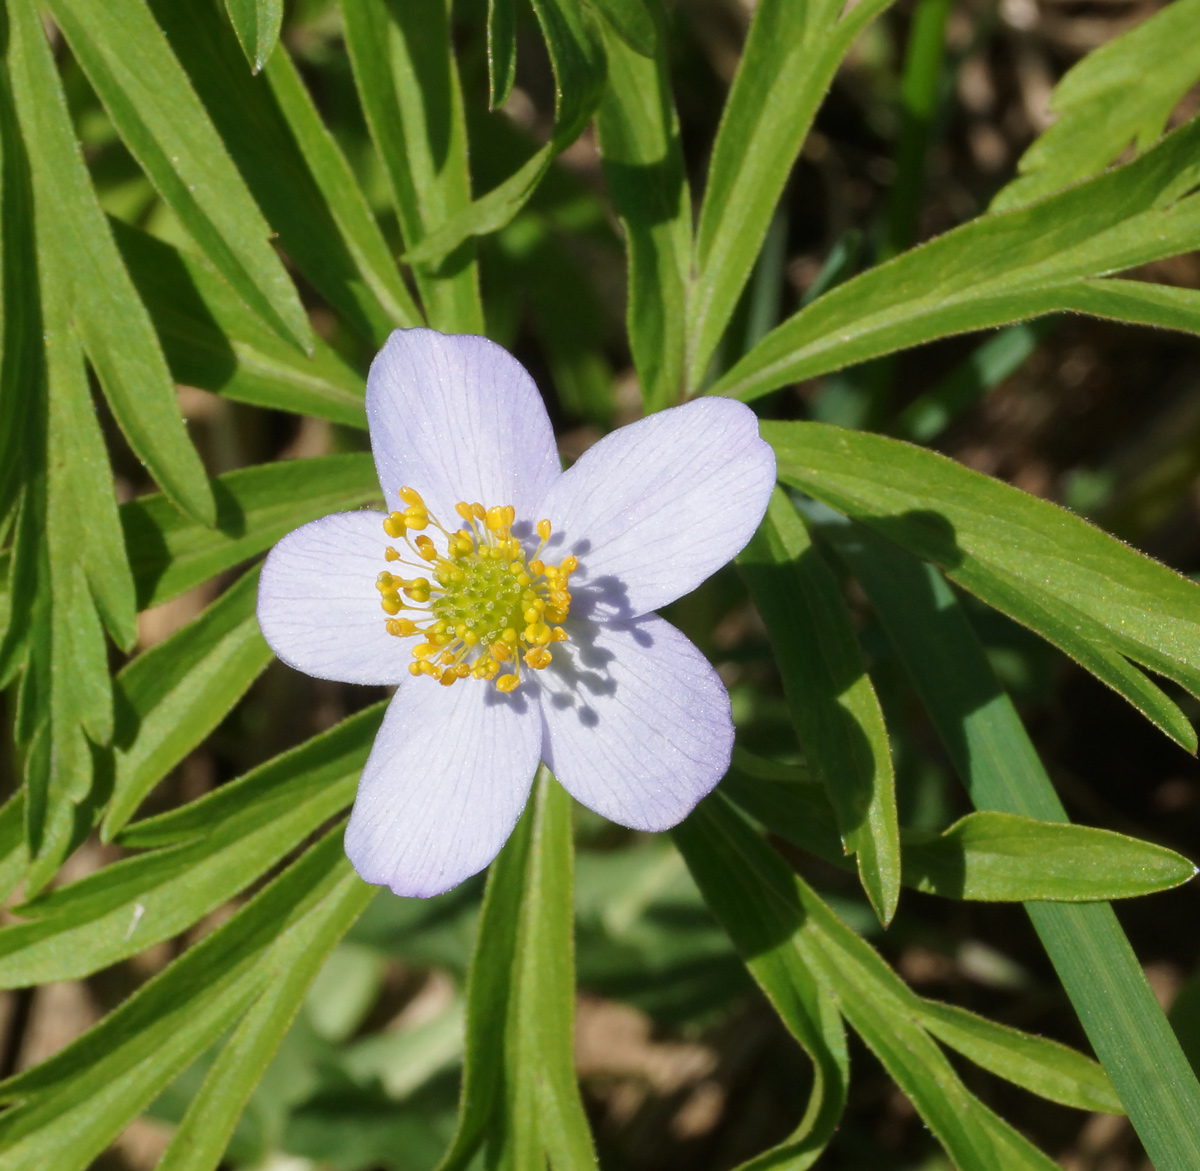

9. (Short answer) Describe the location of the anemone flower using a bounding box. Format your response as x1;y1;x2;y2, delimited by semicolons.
257;329;776;897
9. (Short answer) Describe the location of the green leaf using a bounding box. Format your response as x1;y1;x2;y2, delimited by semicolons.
155;869;373;1171
262;44;422;333
810;514;1200;1170
672;810;847;1171
1051;276;1200;338
404;0;605;266
114;219;368;428
586;0;656;57
342;0;484;334
595;3;691;412
713;116;1200;402
901;812;1196;902
149;0;407;346
0;705;381;987
676;796;1058;1169
437;769;596;1171
224;0;285;73
738;489;900;924
121;453;380;610
0;793;30;908
9;0;215;525
104;568;273;838
724;756;1197;902
687;0;894;389
993;0;1200;210
911;998;1121;1114
768;422;1200;749
48;0;311;353
487;0;517;107
0;830;352;1171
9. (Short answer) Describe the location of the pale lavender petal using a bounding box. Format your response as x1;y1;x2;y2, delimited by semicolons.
366;329;562;527
534;397;775;619
345;677;541;897
258;510;409;685
535;615;733;831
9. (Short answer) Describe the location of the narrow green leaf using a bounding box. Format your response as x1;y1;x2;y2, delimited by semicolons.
725;756;1197;902
8;0;215;525
993;0;1200;210
810;514;1200;1170
687;0;894;389
49;0;311;352
114;219;368;428
0;794;29;908
104;568;273;838
912;998;1121;1114
121;453;380;610
672;812;847;1171
342;0;484;333
902;812;1196;902
150;0;405;346
586;0;656;57
0;706;380;987
404;0;605;265
595;3;691;412
437;769;595;1171
769;422;1200;749
1052;276;1200;337
224;0;285;73
713;116;1200;402
676;797;1058;1169
155;869;373;1171
263;45;422;332
0;831;351;1171
487;0;517;107
739;489;900;924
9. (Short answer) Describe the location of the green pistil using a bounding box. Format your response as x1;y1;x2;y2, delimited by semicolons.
432;550;531;644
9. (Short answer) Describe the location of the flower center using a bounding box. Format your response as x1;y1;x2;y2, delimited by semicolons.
375;486;576;693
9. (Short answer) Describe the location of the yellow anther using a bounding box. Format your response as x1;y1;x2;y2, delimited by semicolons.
455;662;471;678
561;555;578;574
385;547;401;562
387;618;418;636
455;502;474;521
409;662;422;676
551;626;568;642
502;628;518;644
496;673;520;694
440;651;456;665
383;512;406;539
376;572;395;591
524;647;552;670
399;486;425;508
486;506;509;533
537;519;551;541
529;559;545;577
462;630;480;647
404;583;431;603
381;594;402;615
471;503;486;520
523;608;540;625
415;536;438;562
440;670;457;687
412;643;435;659
491;641;512;662
403;507;429;531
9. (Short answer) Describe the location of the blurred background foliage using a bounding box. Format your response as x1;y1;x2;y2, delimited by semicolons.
3;0;1200;1168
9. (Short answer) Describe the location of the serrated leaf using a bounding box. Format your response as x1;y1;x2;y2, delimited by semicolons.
809;515;1200;1168
437;769;595;1171
121;453;380;610
155;866;373;1171
48;0;311;353
676;796;1058;1169
687;0;895;389
8;0;215;526
149;0;406;345
993;0;1200;211
104;567;273;838
769;423;1200;750
713;116;1200;403
0;831;352;1171
0;705;383;987
224;0;284;73
114;219;368;428
404;0;605;265
595;4;691;412
739;489;900;924
342;0;484;333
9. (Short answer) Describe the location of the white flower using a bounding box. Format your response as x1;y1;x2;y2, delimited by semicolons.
258;329;775;897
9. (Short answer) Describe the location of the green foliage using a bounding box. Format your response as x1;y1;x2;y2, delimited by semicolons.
4;0;1200;1167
